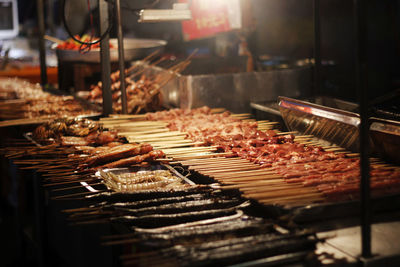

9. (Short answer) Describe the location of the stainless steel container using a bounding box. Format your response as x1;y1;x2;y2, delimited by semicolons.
138;60;312;113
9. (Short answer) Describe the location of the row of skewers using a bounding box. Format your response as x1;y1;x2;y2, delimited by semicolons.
0;77;100;123
100;106;400;207
4;106;400;207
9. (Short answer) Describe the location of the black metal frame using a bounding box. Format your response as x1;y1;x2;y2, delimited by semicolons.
37;0;47;86
313;0;372;260
99;0;113;116
353;0;372;259
115;0;128;114
35;0;374;262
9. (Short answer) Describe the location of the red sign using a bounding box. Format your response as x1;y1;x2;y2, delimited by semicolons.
181;0;232;41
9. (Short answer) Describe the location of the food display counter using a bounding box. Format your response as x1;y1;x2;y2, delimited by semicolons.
1;0;400;267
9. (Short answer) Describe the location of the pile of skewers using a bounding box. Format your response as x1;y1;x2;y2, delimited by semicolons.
2;117;166;191
86;50;193;114
0;78;100;122
0;77;48;100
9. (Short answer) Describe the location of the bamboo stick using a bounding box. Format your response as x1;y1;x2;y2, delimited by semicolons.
210;108;225;113
52;182;103;192
199;166;262;175
172;152;232;160
178;157;242;164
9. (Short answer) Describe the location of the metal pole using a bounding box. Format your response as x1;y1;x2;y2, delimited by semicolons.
354;0;371;259
36;0;48;86
115;0;128;114
99;0;113;115
313;0;321;96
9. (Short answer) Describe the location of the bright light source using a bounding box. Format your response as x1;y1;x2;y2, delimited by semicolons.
138;3;192;23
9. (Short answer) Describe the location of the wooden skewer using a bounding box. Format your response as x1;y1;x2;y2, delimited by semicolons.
199;166;262;174
154;142;205;149
187;161;254;169
219;179;289;189
172;152;232;160
230;113;251;117
346;153;360;157
258;193;325;205
106;114;147;119
124;131;186;138
43;177;96;187
117;128;170;135
249;191;323;201
182;160;249;167
191;164;258;172
210;108;225;113
128;136;186;142
52;191;101;200
215;176;283;184
275;131;298;135
146;139;198;145
52;182;103;192
212;169;277;177
241;184;313;194
178;157;242;164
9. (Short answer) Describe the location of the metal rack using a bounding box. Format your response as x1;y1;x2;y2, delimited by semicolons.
34;0;397;265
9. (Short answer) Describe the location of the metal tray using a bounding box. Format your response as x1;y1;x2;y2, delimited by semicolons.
370;117;400;164
132;60;312;113
278;96;361;152
54;38;167;63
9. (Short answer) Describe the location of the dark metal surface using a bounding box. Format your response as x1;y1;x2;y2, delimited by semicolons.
36;0;47;86
317;221;400;266
354;0;371;259
313;0;321;96
99;0;113;116
115;0;127;114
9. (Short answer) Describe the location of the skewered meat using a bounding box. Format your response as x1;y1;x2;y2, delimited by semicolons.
101;150;164;169
87;73;163;114
82;144;153;168
61;136;89;146
145;107;400;202
100;169;185;192
32;118;101;140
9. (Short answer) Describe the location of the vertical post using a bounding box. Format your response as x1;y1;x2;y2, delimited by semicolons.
354;0;371;259
115;0;128;114
313;0;321;96
36;0;48;86
99;0;113;115
46;0;55;35
33;171;47;267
